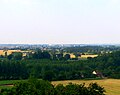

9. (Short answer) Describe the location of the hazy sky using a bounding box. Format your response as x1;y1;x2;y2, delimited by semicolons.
0;0;120;44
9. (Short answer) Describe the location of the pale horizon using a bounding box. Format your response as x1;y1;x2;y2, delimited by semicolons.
0;0;120;44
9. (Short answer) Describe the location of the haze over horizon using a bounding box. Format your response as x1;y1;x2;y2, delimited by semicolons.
0;0;120;44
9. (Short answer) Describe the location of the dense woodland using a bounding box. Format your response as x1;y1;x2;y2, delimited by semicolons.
0;50;120;80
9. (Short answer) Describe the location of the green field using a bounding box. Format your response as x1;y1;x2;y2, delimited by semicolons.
0;79;120;95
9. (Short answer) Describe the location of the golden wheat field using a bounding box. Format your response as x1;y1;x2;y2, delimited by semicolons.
69;53;98;59
52;79;120;95
0;50;32;57
80;54;98;58
0;50;21;55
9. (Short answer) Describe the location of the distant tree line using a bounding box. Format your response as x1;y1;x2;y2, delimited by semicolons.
64;46;120;54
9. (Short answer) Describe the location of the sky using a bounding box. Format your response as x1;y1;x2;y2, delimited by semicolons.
0;0;120;44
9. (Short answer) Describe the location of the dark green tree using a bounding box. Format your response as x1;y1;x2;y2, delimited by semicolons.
64;54;70;60
12;52;22;60
7;79;54;95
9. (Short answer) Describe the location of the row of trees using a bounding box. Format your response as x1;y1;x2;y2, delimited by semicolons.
1;79;106;95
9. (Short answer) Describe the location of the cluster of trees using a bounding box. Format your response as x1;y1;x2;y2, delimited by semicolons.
5;50;71;61
6;50;51;60
88;51;120;78
1;79;106;95
7;52;23;60
0;60;28;80
32;50;51;59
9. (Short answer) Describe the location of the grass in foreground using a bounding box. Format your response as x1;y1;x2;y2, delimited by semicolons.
52;79;120;95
